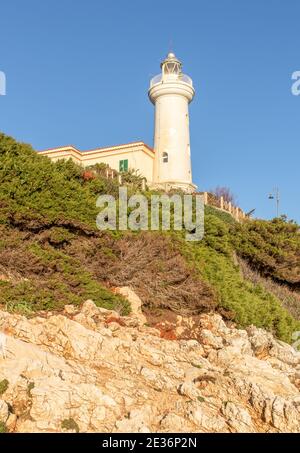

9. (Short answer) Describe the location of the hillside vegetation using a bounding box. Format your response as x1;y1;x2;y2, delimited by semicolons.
0;132;300;342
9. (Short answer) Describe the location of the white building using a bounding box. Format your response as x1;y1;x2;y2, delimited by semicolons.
39;52;196;192
39;141;154;183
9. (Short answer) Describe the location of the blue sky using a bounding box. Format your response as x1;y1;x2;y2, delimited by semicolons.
0;0;299;221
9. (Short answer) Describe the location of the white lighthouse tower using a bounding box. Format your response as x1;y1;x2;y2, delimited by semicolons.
148;52;196;193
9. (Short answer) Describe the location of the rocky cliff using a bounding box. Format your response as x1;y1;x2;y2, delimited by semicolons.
0;289;299;433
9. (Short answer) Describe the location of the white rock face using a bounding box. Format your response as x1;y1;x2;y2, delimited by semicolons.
115;287;147;324
0;298;299;433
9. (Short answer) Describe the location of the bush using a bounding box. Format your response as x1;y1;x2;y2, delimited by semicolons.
232;218;300;286
0;379;9;395
0;421;7;433
181;229;300;343
0;132;119;229
61;418;79;433
0;227;130;316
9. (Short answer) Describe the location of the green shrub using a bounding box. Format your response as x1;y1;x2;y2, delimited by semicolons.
0;379;9;395
0;236;130;315
205;205;237;225
232;218;300;286
0;421;7;433
0;132;119;228
182;240;300;343
61;418;79;433
27;382;35;397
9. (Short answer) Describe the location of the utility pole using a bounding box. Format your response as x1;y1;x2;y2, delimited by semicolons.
268;187;280;218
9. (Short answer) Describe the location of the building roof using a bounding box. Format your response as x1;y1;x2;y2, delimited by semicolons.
38;141;154;155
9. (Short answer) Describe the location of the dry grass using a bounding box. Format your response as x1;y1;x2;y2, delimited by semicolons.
0;225;217;317
66;231;217;316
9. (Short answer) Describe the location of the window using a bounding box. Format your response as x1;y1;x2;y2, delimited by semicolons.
119;159;128;172
162;152;168;163
163;61;181;76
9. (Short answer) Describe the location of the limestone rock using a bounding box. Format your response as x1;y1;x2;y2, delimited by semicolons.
63;305;78;316
0;295;299;433
178;382;200;399
189;405;229;432
114;406;153;433
0;400;9;423
115;287;147;324
199;329;223;350
221;401;255;433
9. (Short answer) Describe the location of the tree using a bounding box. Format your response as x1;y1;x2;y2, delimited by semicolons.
211;186;237;204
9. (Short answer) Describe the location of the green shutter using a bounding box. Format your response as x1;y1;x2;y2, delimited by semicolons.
119;159;128;173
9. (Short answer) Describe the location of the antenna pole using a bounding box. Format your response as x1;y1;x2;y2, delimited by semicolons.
268;187;280;218
275;187;280;218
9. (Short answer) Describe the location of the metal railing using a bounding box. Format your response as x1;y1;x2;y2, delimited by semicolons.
150;73;193;88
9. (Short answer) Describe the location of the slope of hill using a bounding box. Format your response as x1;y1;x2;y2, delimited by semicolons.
0;132;300;344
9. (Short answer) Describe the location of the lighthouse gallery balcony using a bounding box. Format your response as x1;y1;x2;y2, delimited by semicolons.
150;73;193;88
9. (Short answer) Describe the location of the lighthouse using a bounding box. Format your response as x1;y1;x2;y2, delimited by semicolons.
148;52;196;193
